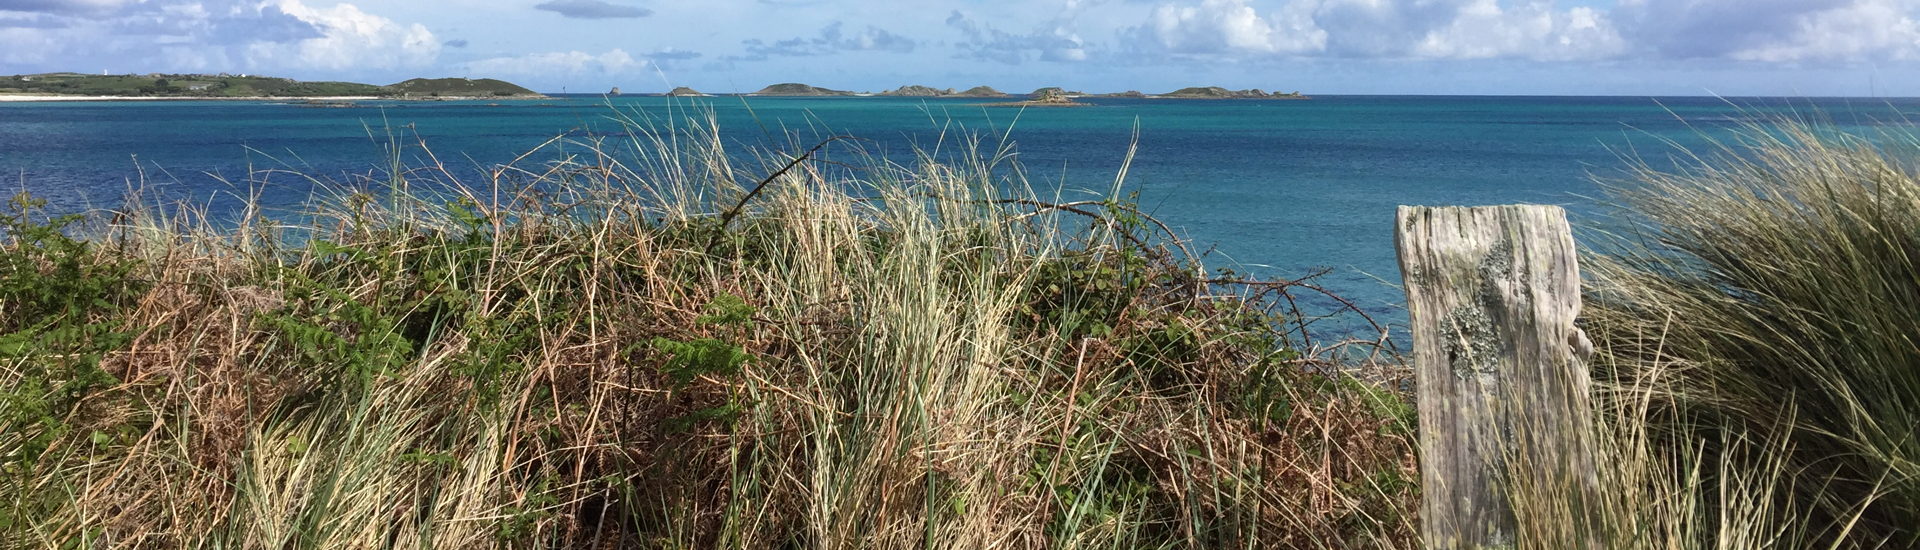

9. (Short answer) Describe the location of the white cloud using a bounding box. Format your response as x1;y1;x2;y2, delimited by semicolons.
1410;1;1624;60
0;0;440;76
466;48;646;76
1612;0;1920;62
1132;0;1326;55
1119;0;1625;62
254;0;439;70
1725;0;1920;62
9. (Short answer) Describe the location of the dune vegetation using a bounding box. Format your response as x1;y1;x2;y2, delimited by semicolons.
5;100;1915;549
0;113;1418;549
1573;121;1920;549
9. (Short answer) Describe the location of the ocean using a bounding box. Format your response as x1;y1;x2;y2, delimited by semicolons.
4;95;1916;337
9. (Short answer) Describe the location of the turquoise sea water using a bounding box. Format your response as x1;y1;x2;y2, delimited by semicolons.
5;95;1918;336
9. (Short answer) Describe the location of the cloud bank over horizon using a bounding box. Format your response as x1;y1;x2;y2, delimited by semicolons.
3;0;1920;95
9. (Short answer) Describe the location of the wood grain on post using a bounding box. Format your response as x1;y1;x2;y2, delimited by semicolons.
1395;205;1599;550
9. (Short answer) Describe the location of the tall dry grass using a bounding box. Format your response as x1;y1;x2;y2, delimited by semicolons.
0;112;1417;549
1573;120;1920;549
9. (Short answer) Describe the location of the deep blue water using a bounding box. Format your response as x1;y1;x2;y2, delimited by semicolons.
5;95;1918;338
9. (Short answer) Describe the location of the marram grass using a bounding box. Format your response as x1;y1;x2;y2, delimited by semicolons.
0;115;1417;549
1576;119;1920;549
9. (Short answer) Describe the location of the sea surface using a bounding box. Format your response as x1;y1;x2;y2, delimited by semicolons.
5;95;1917;339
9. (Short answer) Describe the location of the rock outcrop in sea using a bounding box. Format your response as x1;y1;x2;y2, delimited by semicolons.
1029;87;1086;98
666;86;708;97
1032;88;1074;103
751;83;854;96
985;87;1084;107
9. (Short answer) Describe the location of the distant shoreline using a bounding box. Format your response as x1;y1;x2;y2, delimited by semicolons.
0;92;1317;103
0;94;536;103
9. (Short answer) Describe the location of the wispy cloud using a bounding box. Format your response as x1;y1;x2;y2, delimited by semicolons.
468;48;645;76
946;10;1087;64
532;0;651;19
0;13;70;28
0;0;139;18
729;21;914;61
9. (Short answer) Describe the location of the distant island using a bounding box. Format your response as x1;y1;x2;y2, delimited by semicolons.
0;73;544;99
1156;86;1308;99
877;85;1010;98
750;83;855;97
388;78;542;98
985;88;1087;108
721;83;1306;101
1028;86;1305;100
0;74;1311;102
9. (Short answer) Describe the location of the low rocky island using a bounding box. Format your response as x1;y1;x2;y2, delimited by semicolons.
1031;86;1086;97
666;86;709;97
389;78;543;99
879;85;949;97
984;87;1087;108
953;86;1009;98
750;83;855;96
1154;86;1308;99
877;85;1010;98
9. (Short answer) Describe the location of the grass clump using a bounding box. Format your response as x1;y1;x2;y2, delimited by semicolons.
0;114;1415;548
1578;120;1920;549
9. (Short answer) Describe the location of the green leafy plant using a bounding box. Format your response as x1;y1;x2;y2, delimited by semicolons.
0;192;141;467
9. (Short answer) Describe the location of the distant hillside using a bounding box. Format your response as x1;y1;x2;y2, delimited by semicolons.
388;78;541;98
752;83;854;96
0;73;544;99
0;73;384;97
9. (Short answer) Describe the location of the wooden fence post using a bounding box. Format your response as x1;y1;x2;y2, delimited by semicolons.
1395;205;1599;550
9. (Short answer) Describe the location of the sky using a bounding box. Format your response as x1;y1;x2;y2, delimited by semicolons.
5;0;1920;96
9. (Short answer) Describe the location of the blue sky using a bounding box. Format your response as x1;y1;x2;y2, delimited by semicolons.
4;0;1920;95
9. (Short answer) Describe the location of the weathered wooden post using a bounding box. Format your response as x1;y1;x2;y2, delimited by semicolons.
1395;205;1599;549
